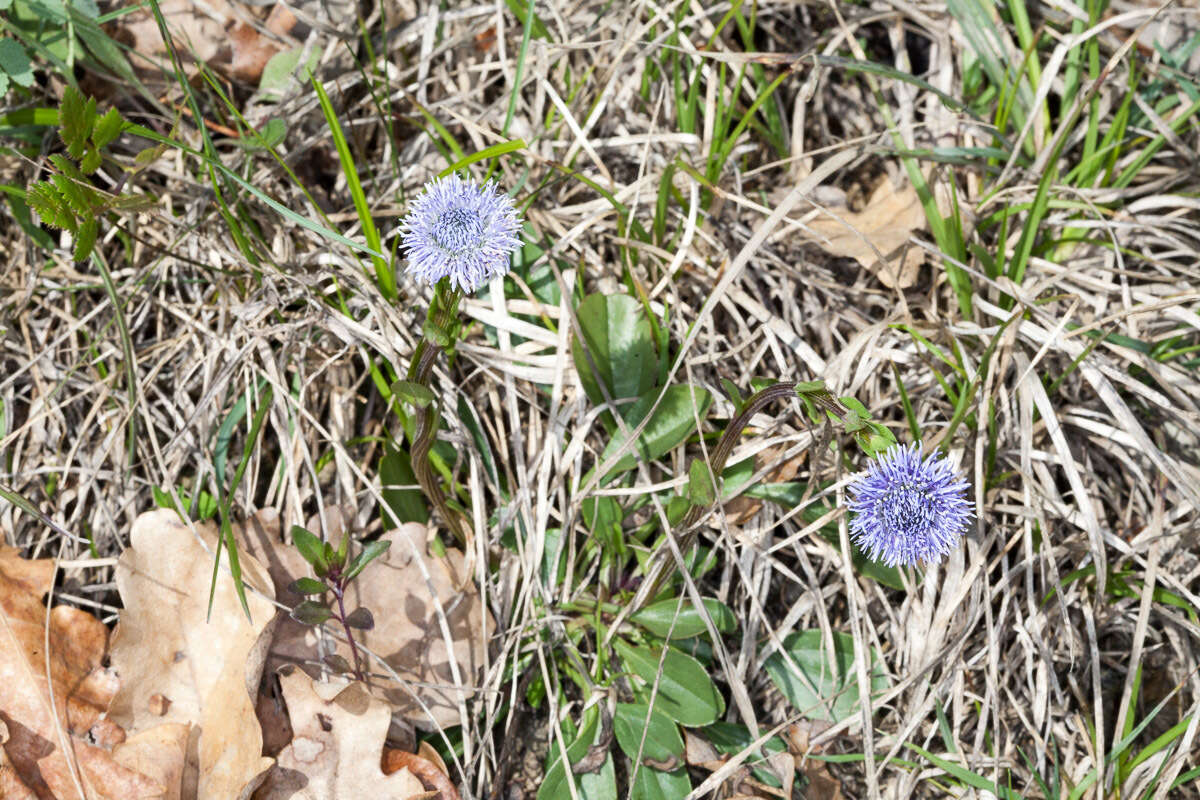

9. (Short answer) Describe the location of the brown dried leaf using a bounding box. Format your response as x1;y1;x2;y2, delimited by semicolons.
108;510;278;800
252;667;428;800
111;724;190;800
112;0;296;84
799;762;845;800
804;175;927;288
0;546;162;800
381;749;460;799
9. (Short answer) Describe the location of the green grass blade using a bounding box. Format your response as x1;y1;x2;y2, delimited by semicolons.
311;74;393;301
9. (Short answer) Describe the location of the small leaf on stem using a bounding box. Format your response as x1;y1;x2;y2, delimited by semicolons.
323;654;353;673
291;600;332;626
344;607;375;630
291;526;328;575
288;577;330;595
345;540;391;581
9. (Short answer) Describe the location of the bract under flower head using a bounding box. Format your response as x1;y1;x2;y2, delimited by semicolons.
400;174;522;293
848;443;972;567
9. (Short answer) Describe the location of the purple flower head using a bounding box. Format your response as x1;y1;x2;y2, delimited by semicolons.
848;443;972;568
400;174;522;293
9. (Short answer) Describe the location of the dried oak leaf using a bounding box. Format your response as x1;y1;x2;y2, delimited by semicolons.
252;667;427;800
247;517;494;730
804;175;927;289
0;546;162;800
108;510;278;800
111;0;296;83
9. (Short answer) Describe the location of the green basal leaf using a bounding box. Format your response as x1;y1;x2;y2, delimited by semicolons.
613;638;724;726
538;705;617;800
345;540;390;581
762;630;888;723
598;385;712;478
50;174;91;215
287;577;329;595
612;702;684;765
686;458;715;507
630;596;736;639
380;447;428;527
571;292;658;408
630;765;691;800
719;377;744;411
291;599;332;626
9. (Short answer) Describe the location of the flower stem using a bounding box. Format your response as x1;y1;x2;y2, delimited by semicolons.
630;381;847;609
407;283;471;546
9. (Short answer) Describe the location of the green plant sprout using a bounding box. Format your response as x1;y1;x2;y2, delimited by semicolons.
287;524;390;683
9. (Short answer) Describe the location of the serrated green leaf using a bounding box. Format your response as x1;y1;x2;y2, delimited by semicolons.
345;540;390;581
6;193;55;249
26;182;74;230
72;217;97;262
59;87;94;159
630;596;736;639
91;107;123;149
613;638;724;725
344;607;374;630
391;380;435;408
287;577;329;595
290;525;328;575
78;145;102;175
50;174;91;215
291;599;332;626
48;154;84;180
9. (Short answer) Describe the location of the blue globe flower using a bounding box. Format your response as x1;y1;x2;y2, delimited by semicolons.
400;174;522;293
848;443;972;567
